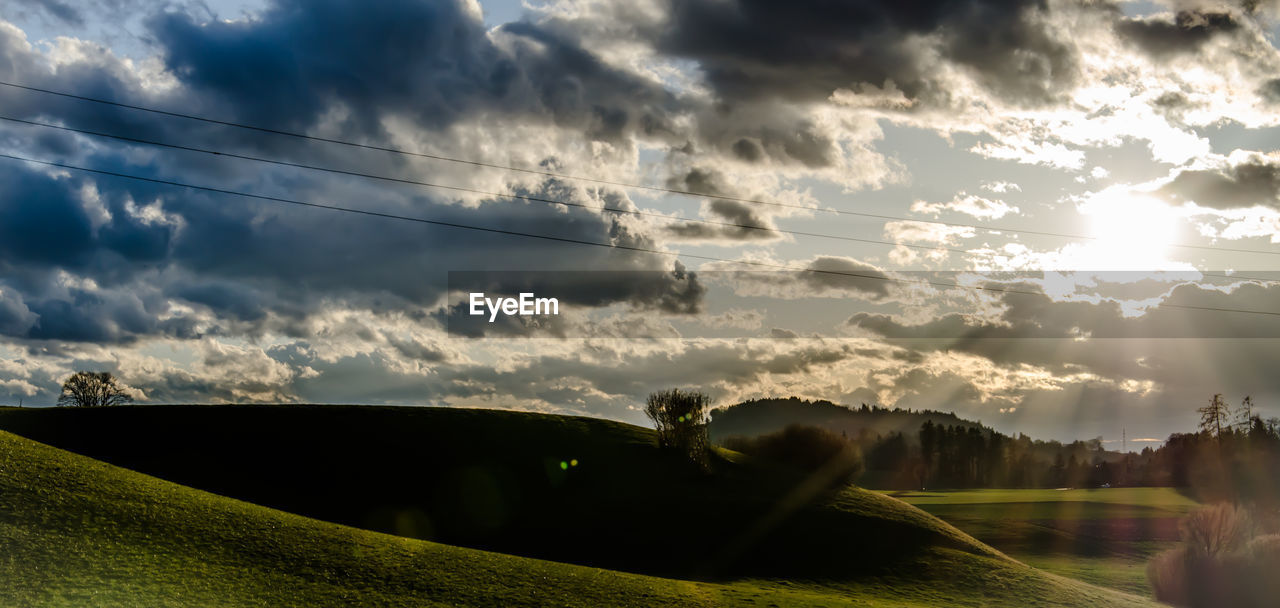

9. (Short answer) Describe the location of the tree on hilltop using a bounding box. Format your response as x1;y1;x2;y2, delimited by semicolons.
645;388;710;469
57;371;133;408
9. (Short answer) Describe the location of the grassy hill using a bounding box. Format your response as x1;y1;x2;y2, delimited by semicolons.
0;405;1159;606
0;403;987;579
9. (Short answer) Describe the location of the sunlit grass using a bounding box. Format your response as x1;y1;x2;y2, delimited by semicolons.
886;488;1198;509
886;487;1200;597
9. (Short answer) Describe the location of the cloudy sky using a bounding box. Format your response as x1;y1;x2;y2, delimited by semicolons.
3;0;1280;445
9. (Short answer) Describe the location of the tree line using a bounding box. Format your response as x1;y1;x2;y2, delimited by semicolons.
835;394;1280;501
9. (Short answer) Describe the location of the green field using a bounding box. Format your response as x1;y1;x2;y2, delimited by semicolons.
0;405;1160;606
887;488;1199;596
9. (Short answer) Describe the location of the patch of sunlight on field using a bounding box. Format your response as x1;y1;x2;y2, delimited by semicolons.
883;488;1198;511
879;487;1200;598
1019;555;1152;597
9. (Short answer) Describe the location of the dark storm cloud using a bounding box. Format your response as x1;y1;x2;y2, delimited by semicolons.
654;0;1077;105
0;164;97;269
712;258;893;300
384;334;450;363
0;0;683;173
1159;156;1280;210
0;154;705;341
0;24;221;160
495;20;682;142
1116;10;1241;58
0;0;729;345
458;266;704;314
0;160;192;342
799;257;892;298
436;299;572;338
1261;79;1280;104
0;289;38;336
703;119;838;168
439;265;705;337
4;279;195;344
663;168;779;241
171;281;269;323
148;1;681;145
162;178;701;332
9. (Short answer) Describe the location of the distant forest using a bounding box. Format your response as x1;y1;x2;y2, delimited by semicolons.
711;396;1280;502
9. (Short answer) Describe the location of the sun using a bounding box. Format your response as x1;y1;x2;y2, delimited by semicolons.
1079;192;1180;270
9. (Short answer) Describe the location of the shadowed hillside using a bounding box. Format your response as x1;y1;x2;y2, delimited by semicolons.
0;409;1159;607
0;404;989;580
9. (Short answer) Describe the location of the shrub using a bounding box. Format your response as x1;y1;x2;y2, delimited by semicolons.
1181;503;1254;558
1147;546;1189;606
724;425;863;486
644;389;710;469
1244;533;1280;564
1148;504;1264;607
1239;535;1280;605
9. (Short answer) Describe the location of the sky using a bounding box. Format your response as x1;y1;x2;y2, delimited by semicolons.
2;0;1280;445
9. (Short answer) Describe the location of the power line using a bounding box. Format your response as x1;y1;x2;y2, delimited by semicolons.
0;114;972;256
4;151;1280;319
4;79;1278;258
4;114;1276;285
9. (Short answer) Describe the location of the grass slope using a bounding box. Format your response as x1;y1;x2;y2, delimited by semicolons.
0;406;1158;606
0;404;998;579
0;429;862;607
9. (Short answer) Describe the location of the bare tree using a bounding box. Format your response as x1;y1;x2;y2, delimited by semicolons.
57;371;134;408
1198;393;1230;439
644;388;710;469
1234;395;1255;432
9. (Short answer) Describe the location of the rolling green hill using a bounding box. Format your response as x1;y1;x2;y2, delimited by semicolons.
0;403;991;579
0;405;1159;606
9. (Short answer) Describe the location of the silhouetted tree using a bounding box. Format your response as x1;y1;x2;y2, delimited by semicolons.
1199;394;1230;439
645;389;710;469
56;371;133;408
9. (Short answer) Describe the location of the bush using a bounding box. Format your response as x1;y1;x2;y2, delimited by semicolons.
644;389;710;470
1148;504;1266;607
1239;535;1280;605
1147;546;1189;606
1245;533;1280;565
1181;503;1254;558
724;425;863;486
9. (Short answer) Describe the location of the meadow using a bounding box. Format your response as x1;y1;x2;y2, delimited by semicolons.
888;488;1200;595
0;405;1159;607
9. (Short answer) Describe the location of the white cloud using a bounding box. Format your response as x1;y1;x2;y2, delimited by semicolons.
911;192;1020;220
